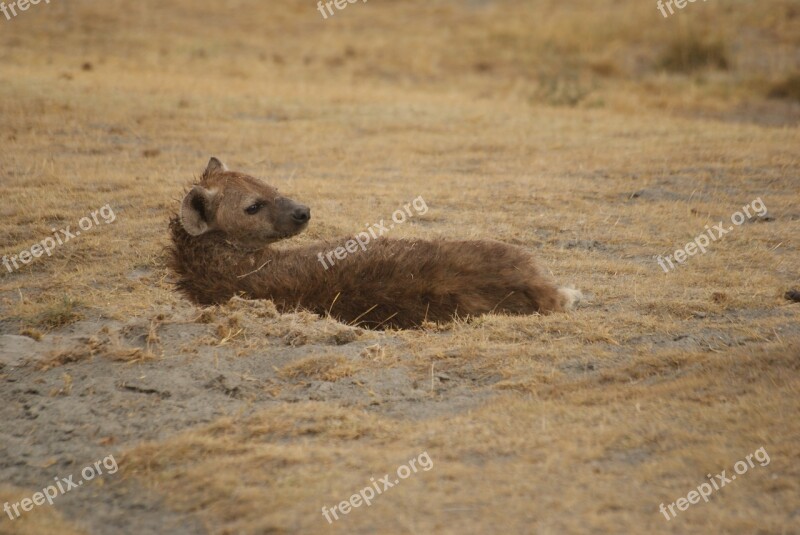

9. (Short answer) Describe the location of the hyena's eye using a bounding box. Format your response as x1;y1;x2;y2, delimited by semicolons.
245;202;263;215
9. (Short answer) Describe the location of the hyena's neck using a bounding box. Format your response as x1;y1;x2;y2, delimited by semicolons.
168;217;279;305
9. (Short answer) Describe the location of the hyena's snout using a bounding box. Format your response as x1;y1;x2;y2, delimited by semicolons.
276;196;311;231
290;204;311;225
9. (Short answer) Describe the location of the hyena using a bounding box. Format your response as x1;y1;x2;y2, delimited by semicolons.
168;158;582;329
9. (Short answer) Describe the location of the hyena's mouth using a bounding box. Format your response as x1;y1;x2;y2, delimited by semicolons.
271;223;308;241
284;225;308;238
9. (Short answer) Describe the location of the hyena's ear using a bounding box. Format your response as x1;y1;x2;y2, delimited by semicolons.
203;157;228;177
180;186;216;236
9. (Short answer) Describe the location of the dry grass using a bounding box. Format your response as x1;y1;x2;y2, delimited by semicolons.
0;488;85;535
658;34;730;73
124;342;800;533
768;72;800;102
279;355;358;382
22;295;84;331
1;0;799;533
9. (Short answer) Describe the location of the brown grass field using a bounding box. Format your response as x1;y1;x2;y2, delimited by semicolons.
1;0;799;533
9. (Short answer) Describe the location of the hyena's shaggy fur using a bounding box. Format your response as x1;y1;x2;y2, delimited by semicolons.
168;158;581;329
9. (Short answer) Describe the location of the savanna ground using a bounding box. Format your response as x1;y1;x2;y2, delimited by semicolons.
1;0;799;533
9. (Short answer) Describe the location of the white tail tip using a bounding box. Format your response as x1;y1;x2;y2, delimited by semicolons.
558;287;583;310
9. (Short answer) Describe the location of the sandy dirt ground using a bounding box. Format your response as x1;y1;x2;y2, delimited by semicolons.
1;0;799;534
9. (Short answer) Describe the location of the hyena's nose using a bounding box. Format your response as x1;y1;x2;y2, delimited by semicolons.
292;205;311;224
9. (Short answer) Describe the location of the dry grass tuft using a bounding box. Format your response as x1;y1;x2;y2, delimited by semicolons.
26;296;84;331
658;34;730;73
0;488;85;535
36;328;158;371
19;327;43;341
279;355;357;382
36;347;92;371
224;296;280;319
768;72;800;101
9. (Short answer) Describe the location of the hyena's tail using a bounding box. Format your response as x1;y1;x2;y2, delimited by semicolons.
557;286;584;310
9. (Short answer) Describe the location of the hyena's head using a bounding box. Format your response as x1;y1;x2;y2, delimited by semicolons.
179;157;310;249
